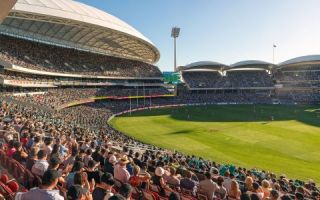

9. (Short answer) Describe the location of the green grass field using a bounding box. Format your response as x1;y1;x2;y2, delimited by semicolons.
109;105;320;182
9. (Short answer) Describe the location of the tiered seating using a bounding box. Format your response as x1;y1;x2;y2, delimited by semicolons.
0;87;319;200
0;34;162;78
182;70;273;89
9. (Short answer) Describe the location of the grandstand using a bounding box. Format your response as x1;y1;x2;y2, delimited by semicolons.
0;0;166;92
274;55;320;104
181;60;274;90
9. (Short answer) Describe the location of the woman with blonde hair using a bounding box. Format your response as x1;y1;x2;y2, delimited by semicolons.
261;180;271;199
228;180;241;200
245;176;254;192
129;165;150;189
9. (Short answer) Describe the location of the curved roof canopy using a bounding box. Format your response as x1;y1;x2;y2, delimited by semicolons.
279;55;320;67
180;61;227;71
229;60;274;70
0;0;159;63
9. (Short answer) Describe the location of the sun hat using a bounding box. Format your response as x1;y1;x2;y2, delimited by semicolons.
155;167;165;177
119;155;130;165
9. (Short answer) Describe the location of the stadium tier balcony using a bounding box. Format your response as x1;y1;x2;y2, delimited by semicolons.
182;70;274;89
0;34;162;78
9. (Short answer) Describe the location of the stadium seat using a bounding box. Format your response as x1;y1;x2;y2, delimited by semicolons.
0;175;8;184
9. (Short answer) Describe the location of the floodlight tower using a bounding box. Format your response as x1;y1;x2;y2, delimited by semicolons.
171;27;180;72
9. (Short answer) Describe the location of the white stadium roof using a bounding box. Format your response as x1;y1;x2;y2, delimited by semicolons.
230;60;273;68
279;55;320;66
0;0;160;63
179;61;227;71
185;61;227;68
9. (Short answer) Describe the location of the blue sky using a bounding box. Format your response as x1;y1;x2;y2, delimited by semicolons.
78;0;320;72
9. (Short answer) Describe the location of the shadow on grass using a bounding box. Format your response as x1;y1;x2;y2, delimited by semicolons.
165;129;194;135
121;104;320;128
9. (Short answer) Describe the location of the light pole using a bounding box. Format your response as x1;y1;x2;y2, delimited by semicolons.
171;27;180;72
273;44;277;64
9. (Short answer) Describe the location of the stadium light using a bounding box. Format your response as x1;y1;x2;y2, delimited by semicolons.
273;44;277;64
171;27;180;72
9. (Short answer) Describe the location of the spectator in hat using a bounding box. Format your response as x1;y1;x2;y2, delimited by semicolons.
152;167;171;197
31;149;49;177
17;169;63;200
114;155;130;183
92;172;115;200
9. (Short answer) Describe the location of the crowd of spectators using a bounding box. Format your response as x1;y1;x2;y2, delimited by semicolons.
7;87;171;109
0;90;319;200
182;71;274;89
0;71;163;88
274;70;320;88
276;91;320;104
0;35;162;78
